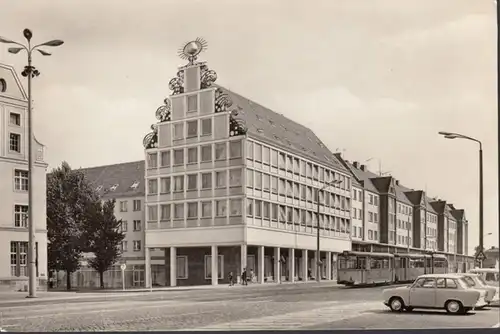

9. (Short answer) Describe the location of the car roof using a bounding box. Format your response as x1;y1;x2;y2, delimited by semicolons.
417;273;464;279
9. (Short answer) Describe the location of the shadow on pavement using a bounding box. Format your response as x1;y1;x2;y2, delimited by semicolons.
370;309;476;316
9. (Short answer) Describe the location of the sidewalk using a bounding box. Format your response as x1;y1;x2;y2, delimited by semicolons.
0;280;341;305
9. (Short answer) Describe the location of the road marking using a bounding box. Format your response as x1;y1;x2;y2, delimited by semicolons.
492;323;500;328
187;301;383;330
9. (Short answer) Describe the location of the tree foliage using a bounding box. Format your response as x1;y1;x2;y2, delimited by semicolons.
86;199;125;288
47;161;100;290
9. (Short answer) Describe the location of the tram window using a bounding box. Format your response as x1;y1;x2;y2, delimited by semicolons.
382;259;389;269
370;258;382;269
339;257;357;269
358;258;367;269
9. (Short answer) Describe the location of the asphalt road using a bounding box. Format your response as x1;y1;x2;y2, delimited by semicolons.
0;283;498;331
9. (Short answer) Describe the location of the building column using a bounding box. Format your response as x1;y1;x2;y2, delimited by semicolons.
170;247;177;287
240;244;247;277
145;247;151;288
326;252;332;280
302;249;308;282
258;245;265;284
274;247;281;283
313;250;319;280
211;245;218;286
289;248;295;283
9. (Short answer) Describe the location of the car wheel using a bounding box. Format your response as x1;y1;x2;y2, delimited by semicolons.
445;300;463;314
389;297;404;312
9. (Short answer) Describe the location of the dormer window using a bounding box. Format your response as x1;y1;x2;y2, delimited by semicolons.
96;185;103;191
130;181;140;189
110;184;119;191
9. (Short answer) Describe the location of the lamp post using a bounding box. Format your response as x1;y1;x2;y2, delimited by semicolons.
315;179;342;283
1;29;63;298
438;131;483;268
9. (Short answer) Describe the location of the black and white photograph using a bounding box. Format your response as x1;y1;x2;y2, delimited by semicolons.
0;0;498;331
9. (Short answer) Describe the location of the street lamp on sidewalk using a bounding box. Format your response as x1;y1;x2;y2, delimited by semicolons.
316;179;342;283
1;29;64;298
438;131;484;267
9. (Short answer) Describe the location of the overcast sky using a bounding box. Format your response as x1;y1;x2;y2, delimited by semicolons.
0;0;497;254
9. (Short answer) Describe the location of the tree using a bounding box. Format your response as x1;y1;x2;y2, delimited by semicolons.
86;199;125;288
47;161;100;290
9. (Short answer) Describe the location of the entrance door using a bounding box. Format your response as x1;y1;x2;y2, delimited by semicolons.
133;268;145;287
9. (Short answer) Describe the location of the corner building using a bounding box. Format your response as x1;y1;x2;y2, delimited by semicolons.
0;64;48;291
143;52;352;287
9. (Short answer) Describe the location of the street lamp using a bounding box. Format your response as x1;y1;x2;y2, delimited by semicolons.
438;131;483;267
315;179;342;283
1;29;64;298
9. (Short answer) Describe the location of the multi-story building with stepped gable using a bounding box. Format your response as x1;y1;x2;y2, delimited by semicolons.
141;40;353;287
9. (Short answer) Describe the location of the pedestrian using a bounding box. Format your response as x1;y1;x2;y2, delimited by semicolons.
308;268;312;280
228;271;234;286
249;269;255;283
241;268;248;285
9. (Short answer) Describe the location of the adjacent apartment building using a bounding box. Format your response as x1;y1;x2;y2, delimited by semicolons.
0;64;48;291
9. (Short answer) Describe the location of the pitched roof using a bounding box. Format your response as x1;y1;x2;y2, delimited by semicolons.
78;160;145;198
341;160;380;193
219;86;347;173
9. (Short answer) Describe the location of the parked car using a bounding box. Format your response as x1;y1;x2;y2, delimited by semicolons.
382;274;487;314
458;273;497;307
467;268;499;305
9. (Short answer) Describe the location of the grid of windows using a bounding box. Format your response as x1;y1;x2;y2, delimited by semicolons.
14;170;28;191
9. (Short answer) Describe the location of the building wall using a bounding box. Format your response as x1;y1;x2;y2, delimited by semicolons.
425;212;438;251
364;191;379;243
447;217;457;254
351;186;363;241
396;202;412;248
0;65;48;291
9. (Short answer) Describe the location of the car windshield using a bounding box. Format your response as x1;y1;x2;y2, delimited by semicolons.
476;275;489;286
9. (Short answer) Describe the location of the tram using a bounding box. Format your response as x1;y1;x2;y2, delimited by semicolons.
337;250;449;286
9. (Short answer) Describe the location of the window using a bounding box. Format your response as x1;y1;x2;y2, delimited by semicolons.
187;94;198;112
177;256;188;279
133;220;141;231
160;177;171;193
10;241;28;277
120;201;128;212
246;199;253;216
271;176;278;194
229;169;242;187
271;203;278;221
262;146;270;165
160;151;170;167
414;278;435;288
445;278;458;289
201;118;212;136
173;123;184;140
205;255;224;279
133;200;141;211
201;172;212;189
14;205;28;227
262;174;270;192
173;149;184;165
10;113;21;126
201;145;212;162
246;170;253;188
216;200;227;217
215;143;226;160
148;205;158;221
174;175;184;192
133;240;141;251
271;149;278;167
187;174;197;191
247;141;254;159
255;200;262;218
147;153;158;169
174;203;184;219
230;199;242;216
216;171;227;188
121;221;128;232
160;204;170;221
229;141;242;158
148;179;158;195
255;172;262;190
254;144;262;162
263;202;270;219
187;147;198;164
14;170;28;191
201;201;212;218
187;202;198;219
374;213;378;223
187;120;198;137
9;133;20;153
278;153;286;169
121;241;128;252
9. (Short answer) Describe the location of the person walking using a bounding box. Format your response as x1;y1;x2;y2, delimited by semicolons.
228;271;234;286
241;268;248;285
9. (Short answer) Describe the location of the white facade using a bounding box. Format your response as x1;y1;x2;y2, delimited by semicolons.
350;186;363;241
0;64;48;291
425;212;438;251
396;202;413;248
364;190;379;243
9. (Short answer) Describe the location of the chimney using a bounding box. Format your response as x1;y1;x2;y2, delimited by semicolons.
395;180;399;185
353;161;359;168
360;164;366;171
